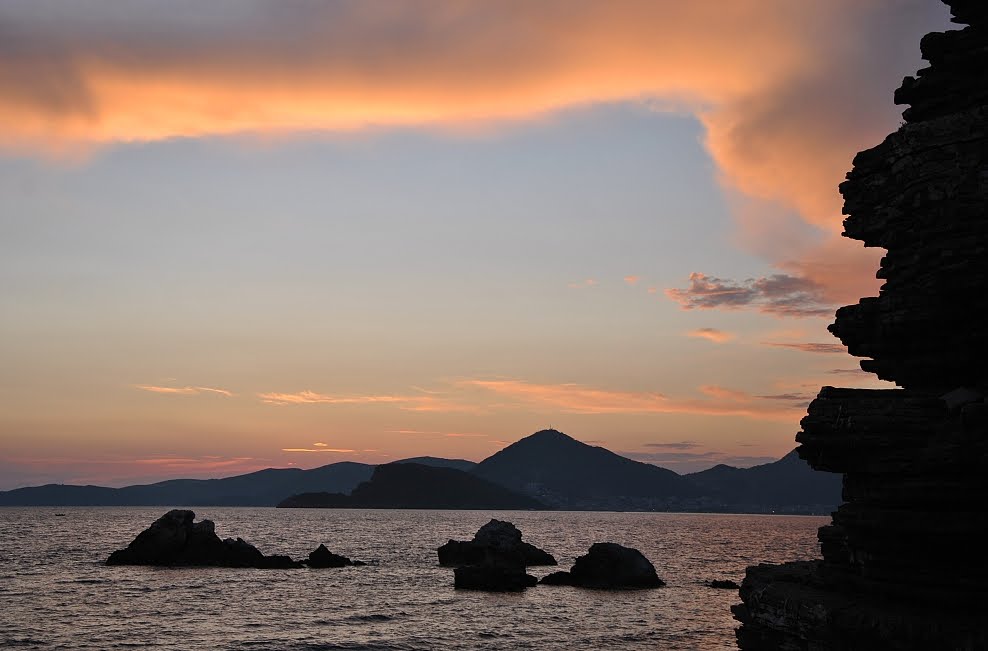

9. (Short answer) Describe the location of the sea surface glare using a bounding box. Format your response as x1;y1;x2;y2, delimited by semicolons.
0;508;824;650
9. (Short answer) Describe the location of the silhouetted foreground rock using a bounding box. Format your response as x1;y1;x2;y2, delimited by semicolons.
307;544;364;568
437;519;556;567
106;510;301;568
539;543;664;589
734;2;988;648
441;520;549;591
106;510;362;569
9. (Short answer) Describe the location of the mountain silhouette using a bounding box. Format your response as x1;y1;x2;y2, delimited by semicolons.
0;462;374;506
391;456;477;472
686;449;841;511
0;430;839;512
471;429;700;509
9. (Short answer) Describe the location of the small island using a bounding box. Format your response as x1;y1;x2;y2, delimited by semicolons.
277;462;545;510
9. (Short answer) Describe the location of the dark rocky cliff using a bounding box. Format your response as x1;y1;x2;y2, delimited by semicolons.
733;1;988;648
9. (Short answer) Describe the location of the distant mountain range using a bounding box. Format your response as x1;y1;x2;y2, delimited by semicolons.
0;430;841;513
0;462;375;507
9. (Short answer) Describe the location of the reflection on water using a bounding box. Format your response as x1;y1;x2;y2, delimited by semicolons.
0;508;823;650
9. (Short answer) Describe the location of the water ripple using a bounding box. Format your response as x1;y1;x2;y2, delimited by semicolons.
0;507;823;650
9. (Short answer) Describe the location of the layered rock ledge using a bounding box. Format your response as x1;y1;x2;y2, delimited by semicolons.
734;2;988;648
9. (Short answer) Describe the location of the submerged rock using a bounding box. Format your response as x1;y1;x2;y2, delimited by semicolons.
539;542;664;589
708;579;740;590
437;519;556;567
453;562;538;592
105;510;302;568
539;571;574;586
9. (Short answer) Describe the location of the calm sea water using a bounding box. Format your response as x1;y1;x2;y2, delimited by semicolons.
0;508;824;650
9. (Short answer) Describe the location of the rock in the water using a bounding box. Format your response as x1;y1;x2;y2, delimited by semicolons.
437;519;556;567
542;542;664;589
708;579;739;590
437;539;487;566
105;510;302;568
453;563;537;592
306;544;358;568
734;3;988;648
472;518;521;549
539;571;574;586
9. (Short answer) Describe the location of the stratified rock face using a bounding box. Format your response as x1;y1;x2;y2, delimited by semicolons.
106;510;301;568
734;2;988;648
539;542;664;589
437;519;556;567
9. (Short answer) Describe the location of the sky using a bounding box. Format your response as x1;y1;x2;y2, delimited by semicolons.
0;1;952;489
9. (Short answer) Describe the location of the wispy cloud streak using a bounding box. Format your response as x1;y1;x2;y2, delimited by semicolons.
762;342;846;353
461;379;802;421
136;385;234;397
666;272;832;317
257;390;477;413
687;328;735;343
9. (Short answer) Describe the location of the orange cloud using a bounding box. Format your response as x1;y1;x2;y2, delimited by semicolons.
136;385;234;397
461;379;799;421
687;328;735;343
0;1;945;303
698;385;750;402
624;276;641;286
257;389;476;413
281;448;355;453
258;390;407;405
133;456;254;468
0;2;818;153
568;279;598;289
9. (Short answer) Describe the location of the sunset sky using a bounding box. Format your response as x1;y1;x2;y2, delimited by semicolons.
0;1;952;489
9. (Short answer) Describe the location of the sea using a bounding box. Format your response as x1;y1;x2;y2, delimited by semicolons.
0;508;825;650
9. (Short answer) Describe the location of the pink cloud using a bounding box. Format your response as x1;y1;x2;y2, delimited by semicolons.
687;327;735;343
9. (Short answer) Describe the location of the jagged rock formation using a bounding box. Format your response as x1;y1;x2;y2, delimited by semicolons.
734;2;988;648
306;544;365;568
106;510;302;568
437;519;556;567
441;520;550;591
106;510;363;569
